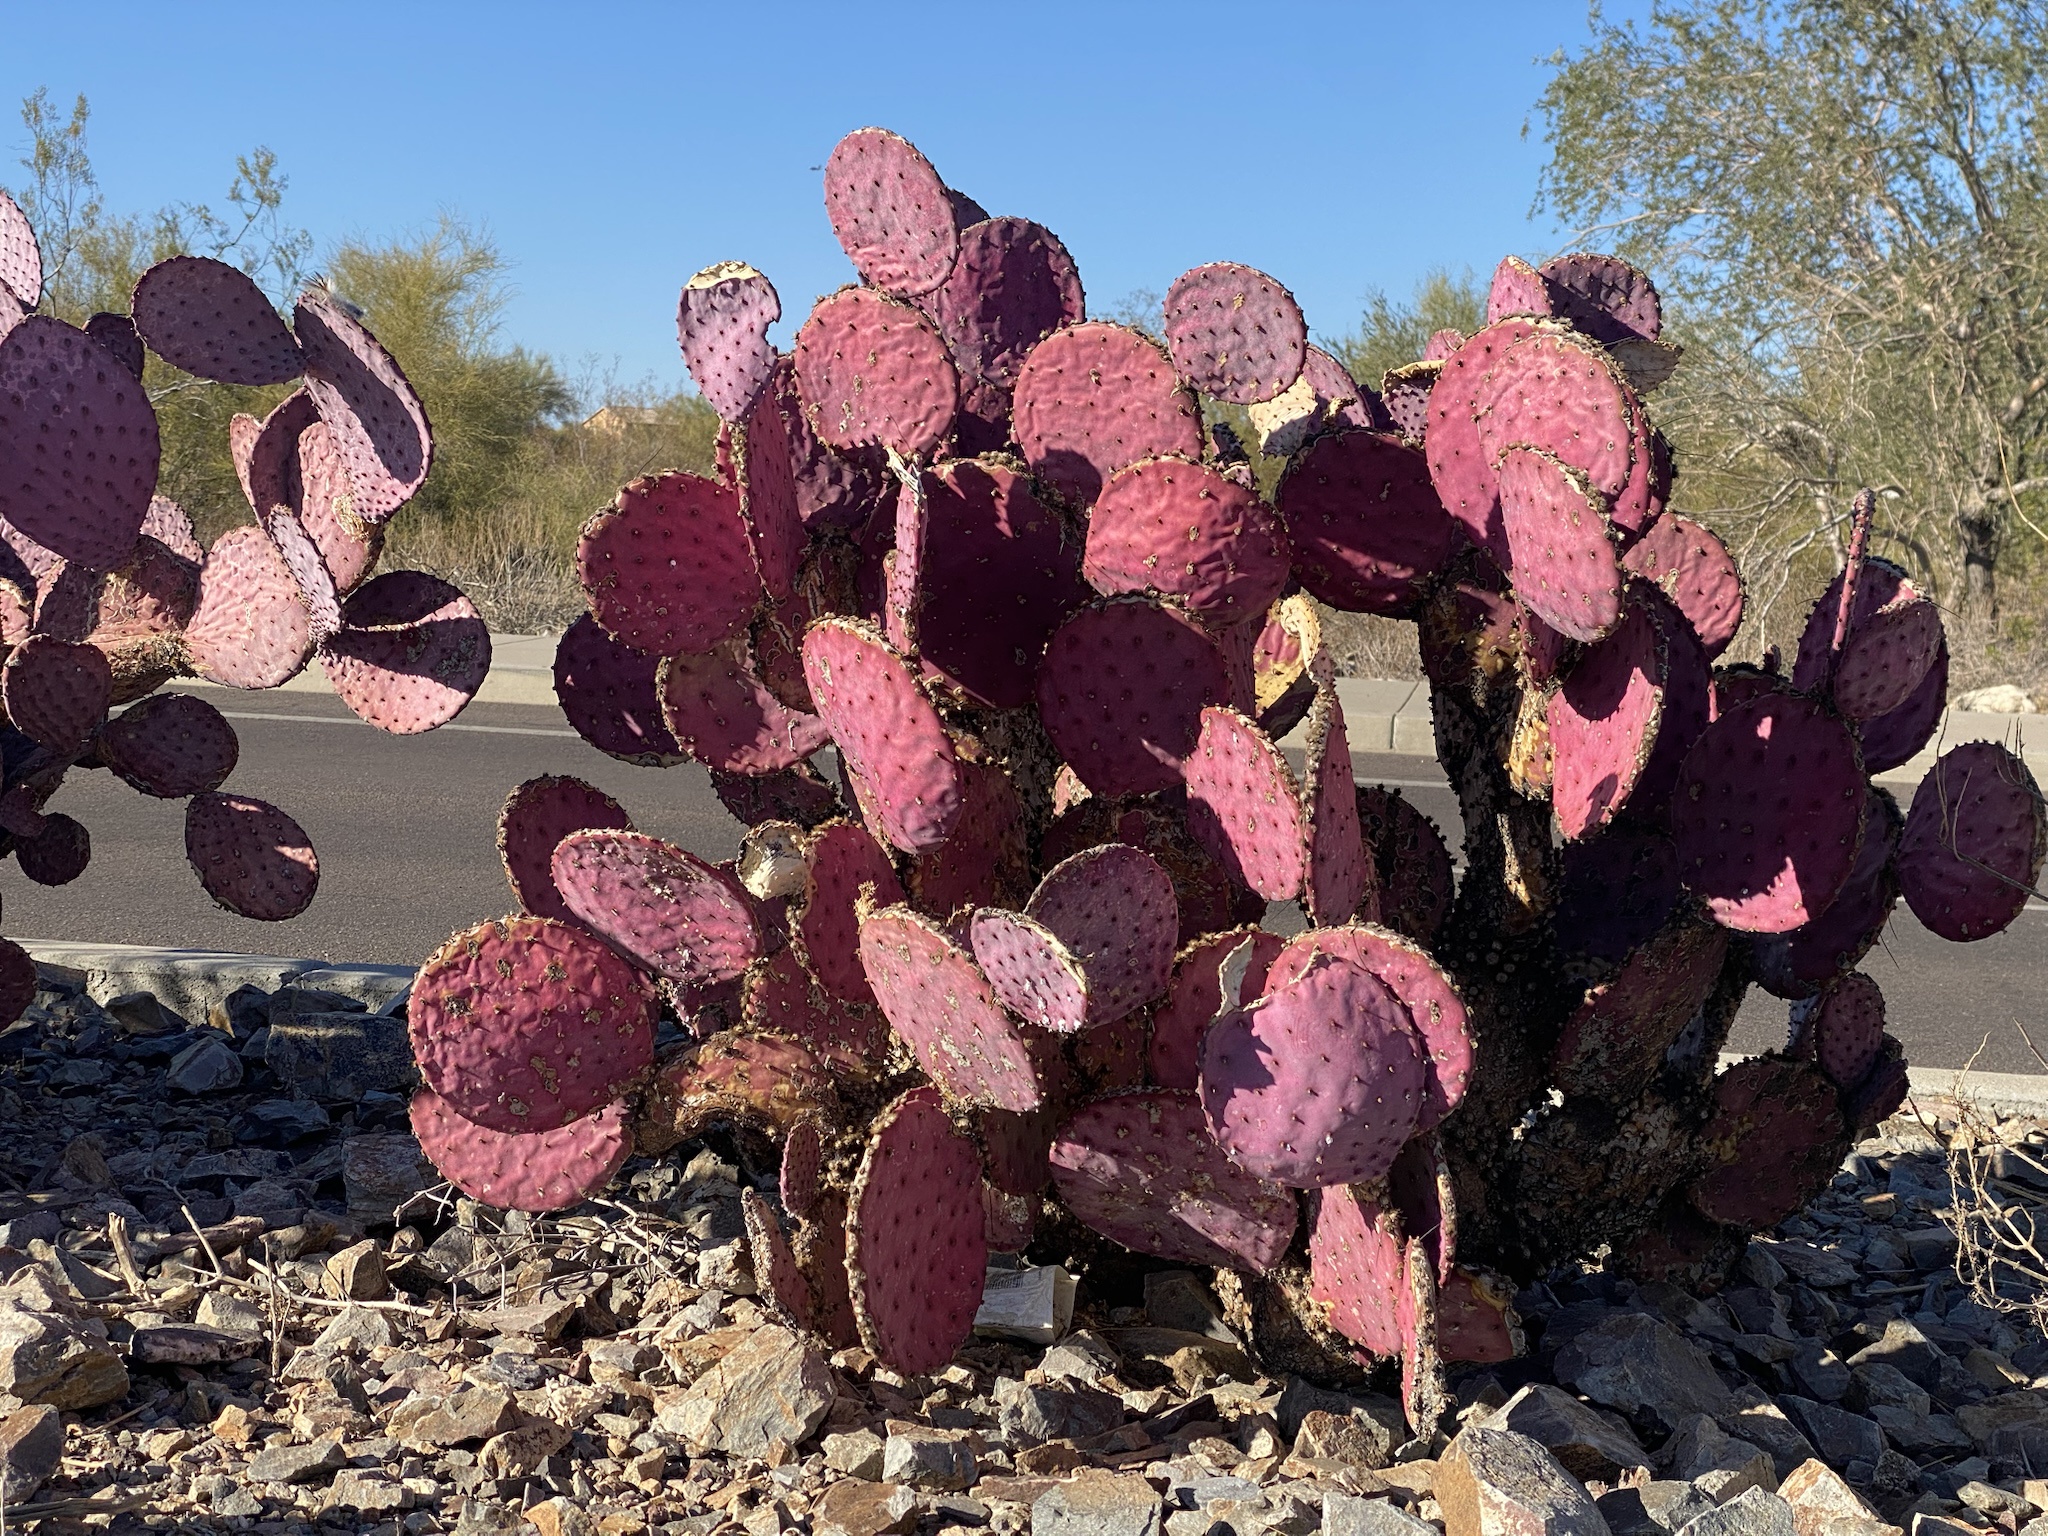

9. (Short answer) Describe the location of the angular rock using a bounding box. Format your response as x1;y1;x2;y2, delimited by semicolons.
314;1304;397;1354
167;1035;244;1093
1719;1392;1821;1483
1789;1346;1851;1404
195;1292;266;1340
1674;1487;1797;1536
1296;1407;1398;1469
1759;1243;1857;1289
1777;1398;1886;1471
322;1238;389;1301
1033;1469;1166;1536
1846;1321;1946;1391
1957;1390;2048;1455
1554;1312;1733;1433
1144;1270;1234;1339
1488;1383;1650;1482
1777;1460;1892;1536
0;1404;62;1502
994;1377;1127;1446
391;1385;520;1449
657;1322;832;1457
480;1418;572;1478
826;1427;887;1479
1664;1414;1776;1503
816;1479;920;1536
1597;1483;1717;1536
0;1307;128;1408
266;1010;415;1098
1437;1425;1613;1536
342;1133;434;1224
1326;1497;1440;1536
883;1424;977;1490
326;1468;411;1514
526;1497;594;1536
248;1438;347;1484
130;1324;259;1366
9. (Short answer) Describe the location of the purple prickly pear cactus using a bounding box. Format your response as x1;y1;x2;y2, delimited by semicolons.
411;1089;632;1214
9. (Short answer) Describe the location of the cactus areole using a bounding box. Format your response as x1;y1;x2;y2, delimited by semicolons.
401;133;2027;1427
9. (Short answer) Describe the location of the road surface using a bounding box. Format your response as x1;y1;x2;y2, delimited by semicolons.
5;690;2041;1076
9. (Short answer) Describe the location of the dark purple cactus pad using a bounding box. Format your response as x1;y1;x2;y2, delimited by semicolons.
31;558;100;642
677;261;780;423
918;457;1088;708
0;938;34;1030
184;791;318;921
1538;252;1663;344
1357;787;1455;949
85;312;145;379
1552;918;1729;1102
1163;262;1308;405
1833;592;1943;721
780;1116;824;1219
0;317;158;570
741;1186;813;1329
1689;1057;1847;1229
1898;740;2047;941
17;812;89;886
1557;823;1682;963
713;762;844;830
1790;557;1910;692
0;190;40;308
657;643;829;773
1084;456;1290;624
1048;1089;1298;1272
1425;319;1546;562
768;355;890;534
183;525;314;690
1182;705;1307;900
412;1089;631;1214
1012;322;1203;507
1486;256;1557;325
553;830;761;985
1843;1033;1909;1133
98;692;237;798
1;636;110;755
1302;684;1373;924
793;286;958;461
1620;513;1744;661
858;905;1042;1110
553;614;685;766
922;216;1085;391
847;1086;987;1376
970;907;1090;1031
1025;842;1180;1026
1276;429;1463;619
1547;592;1664;839
1201;952;1425;1187
294;287;433;523
412;914;654;1133
1148;927;1285;1090
1036;596;1232;797
321;571;489;735
579;471;760;656
909;758;1029;918
795;819;906;1007
1858;635;1949;776
130;256;303;385
1672;692;1867;933
802;617;963;852
822;129;960;298
1308;1183;1408;1356
1811;971;1885;1089
1497;445;1623;644
496;774;635;926
1269;924;1473;1134
1754;787;1900;999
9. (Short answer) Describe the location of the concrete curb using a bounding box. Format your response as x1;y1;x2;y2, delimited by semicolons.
185;632;559;709
18;941;415;1024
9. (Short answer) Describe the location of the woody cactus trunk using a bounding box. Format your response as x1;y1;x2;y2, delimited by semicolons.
406;131;2047;1429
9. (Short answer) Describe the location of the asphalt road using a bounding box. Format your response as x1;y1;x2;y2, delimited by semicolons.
4;696;2040;1076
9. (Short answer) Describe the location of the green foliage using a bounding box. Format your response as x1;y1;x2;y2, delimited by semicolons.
1331;269;1486;392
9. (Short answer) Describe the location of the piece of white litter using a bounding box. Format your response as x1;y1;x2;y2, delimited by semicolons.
973;1263;1075;1345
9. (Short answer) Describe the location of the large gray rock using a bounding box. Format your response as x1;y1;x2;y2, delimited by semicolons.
1033;1470;1165;1536
1597;1482;1716;1536
657;1324;832;1457
1438;1426;1612;1536
1776;1397;1885;1470
1326;1497;1439;1536
0;1404;62;1502
1718;1390;1820;1482
266;1010;415;1099
1486;1383;1650;1481
1143;1270;1234;1339
882;1426;976;1490
342;1133;435;1224
1662;1414;1776;1503
248;1439;346;1485
166;1035;243;1094
0;1307;127;1408
1845;1319;1946;1391
1673;1487;1796;1536
993;1377;1126;1445
1553;1312;1734;1433
1777;1459;1892;1536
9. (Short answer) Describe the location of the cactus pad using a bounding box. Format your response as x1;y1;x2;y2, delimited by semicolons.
969;907;1089;1032
1163;262;1308;405
140;494;203;566
184;791;319;921
1810;971;1885;1088
259;504;342;640
1486;256;1557;324
2;636;111;755
1620;513;1744;660
1148;928;1285;1090
411;1089;631;1214
1049;1089;1297;1271
1024;843;1179;1024
184;525;315;690
1182;705;1307;900
1476;329;1637;501
1688;1058;1847;1229
1754;787;1900;999
1424;319;1545;561
742;945;887;1057
1833;590;1943;721
1083;456;1290;623
552;830;761;985
794;819;906;1006
847;1087;987;1375
1496;445;1624;644
1898;741;2047;941
1356;788;1455;949
1672;692;1867;933
17;813;90;886
294;287;432;523
131;256;303;385
0;190;39;307
733;390;805;605
1378;361;1440;440
1012;322;1203;506
923;216;1085;390
98;692;239;798
1302;684;1372;924
677;261;780;423
801;617;962;851
0;317;158;570
1552;919;1729;1101
1276;430;1463;618
740;1186;813;1328
1308;1183;1407;1356
496;775;635;925
1539;253;1663;343
552;614;685;766
579;472;760;656
908;757;1029;918
411;914;654;1134
1547;593;1664;838
792;286;958;460
822;129;959;297
656;642;829;773
781;1116;824;1219
1857;636;1949;776
321;571;489;734
858;905;1043;1110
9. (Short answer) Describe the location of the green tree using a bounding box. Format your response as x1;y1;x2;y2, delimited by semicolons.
1331;268;1486;393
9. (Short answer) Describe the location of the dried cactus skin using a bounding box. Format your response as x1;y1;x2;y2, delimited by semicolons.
857;904;1042;1110
184;791;318;921
1;636;110;756
130;255;304;386
411;914;654;1135
294;286;433;524
0;190;41;308
579;472;761;657
677;261;780;424
636;1029;841;1158
98;692;238;799
321;570;490;734
552;830;762;986
412;1089;631;1214
552;613;686;766
1620;513;1744;661
822;128;960;299
1897;740;2048;941
496;774;635;926
1552;916;1729;1102
1276;430;1463;618
1083;455;1291;623
1163;262;1308;405
1688;1057;1848;1229
1012;322;1203;507
801;617;962;851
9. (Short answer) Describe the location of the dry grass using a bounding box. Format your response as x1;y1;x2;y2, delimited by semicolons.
1938;1026;2048;1336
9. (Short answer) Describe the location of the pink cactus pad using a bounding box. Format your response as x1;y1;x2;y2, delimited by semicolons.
1425;319;1546;561
1552;919;1729;1101
1149;928;1285;1089
97;692;238;798
411;914;654;1133
1547;593;1665;839
1276;430;1463;618
1302;686;1373;924
496;775;635;925
0;284;21;343
1755;787;1900;999
1308;1183;1407;1355
1377;361;1440;441
741;1186;813;1328
1620;513;1744;660
1357;787;1455;948
0;190;40;307
1672;692;1867;933
822;129;959;297
1635;585;1723;819
1539;252;1664;343
1689;1058;1847;1229
1268;925;1473;1133
1048;1089;1298;1272
909;758;1029;918
801;617;963;851
1182;705;1307;900
677;261;780;423
1424;329;1467;362
578;472;760;656
1;636;110;755
411;1089;631;1214
742;945;888;1057
1201;953;1425;1187
792;287;958;460
1810;971;1885;1088
294;287;433;523
795;819;906;1006
1486;256;1558;324
971;906;1090;1030
1163;262;1308;405
1898;741;2047;941
0;317;158;570
141;494;203;566
1791;557;1910;690
183;525;315;690
733;389;804;606
1083;456;1290;623
858;905;1043;1111
847;1086;987;1375
1497;446;1623;643
552;830;761;985
918;458;1089;708
320;571;489;734
657;642;829;773
17;812;89;886
1012;322;1204;507
257;504;342;640
780;1116;825;1218
1438;1268;1521;1364
130;256;303;385
922;216;1084;390
293;419;381;594
553;614;685;766
1833;592;1943;721
1025;842;1179;1024
1476;329;1636;500
233;388;317;519
184;792;318;921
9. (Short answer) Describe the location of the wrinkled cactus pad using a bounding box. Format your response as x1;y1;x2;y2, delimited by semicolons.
858;905;1042;1111
553;830;761;985
412;1089;631;1214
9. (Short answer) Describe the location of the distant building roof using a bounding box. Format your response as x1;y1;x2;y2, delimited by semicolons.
582;404;666;434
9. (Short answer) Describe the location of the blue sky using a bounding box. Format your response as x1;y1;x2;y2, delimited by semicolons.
4;2;1638;399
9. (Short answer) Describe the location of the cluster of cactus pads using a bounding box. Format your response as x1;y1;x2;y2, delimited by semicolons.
409;129;2048;1426
0;191;488;1019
